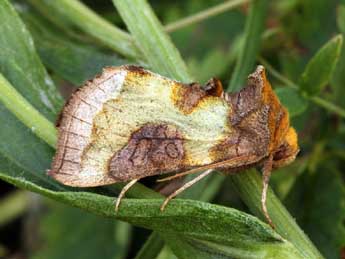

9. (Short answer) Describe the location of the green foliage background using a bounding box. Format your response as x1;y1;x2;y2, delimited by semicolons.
0;0;344;258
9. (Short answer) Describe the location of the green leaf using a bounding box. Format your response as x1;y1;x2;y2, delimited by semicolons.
22;13;128;85
0;0;66;192
38;38;127;86
163;235;303;259
285;167;345;259
0;104;62;191
0;0;63;120
228;0;269;91
281;0;338;53
299;35;343;95
27;0;140;60
0;173;304;259
112;0;191;82
275;87;308;117
0;74;57;147
32;202;130;259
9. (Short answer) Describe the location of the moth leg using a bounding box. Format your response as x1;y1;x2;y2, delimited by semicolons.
157;154;259;183
115;179;139;212
261;155;274;228
157;168;203;182
160;169;214;211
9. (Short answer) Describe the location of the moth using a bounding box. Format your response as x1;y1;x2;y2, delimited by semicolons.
49;65;299;226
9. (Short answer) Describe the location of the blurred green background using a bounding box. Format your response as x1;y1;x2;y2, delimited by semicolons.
0;0;344;258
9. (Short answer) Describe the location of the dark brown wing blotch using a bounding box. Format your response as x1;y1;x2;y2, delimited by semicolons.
108;123;186;181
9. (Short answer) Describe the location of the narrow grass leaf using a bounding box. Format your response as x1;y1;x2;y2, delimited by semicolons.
0;74;57;148
0;105;62;191
23;13;128;85
0;0;63;120
228;0;269;92
164;0;250;33
27;0;140;60
299;35;343;95
112;0;191;82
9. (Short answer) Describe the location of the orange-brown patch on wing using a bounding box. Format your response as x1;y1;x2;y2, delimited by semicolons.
171;82;208;114
252;67;292;153
209;105;270;165
272;127;298;168
123;65;150;76
210;66;298;169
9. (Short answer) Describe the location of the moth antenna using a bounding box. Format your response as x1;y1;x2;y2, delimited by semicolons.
261;155;274;228
115;179;139;212
160;169;214;211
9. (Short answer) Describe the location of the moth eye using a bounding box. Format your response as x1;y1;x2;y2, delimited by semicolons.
165;142;179;159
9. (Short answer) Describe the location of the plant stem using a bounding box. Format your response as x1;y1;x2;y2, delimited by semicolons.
230;170;323;259
259;57;345;118
0;74;57;148
228;0;268;91
310;96;345;118
164;0;251;33
27;0;141;61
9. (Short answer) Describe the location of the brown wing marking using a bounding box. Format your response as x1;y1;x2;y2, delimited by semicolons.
211;66;285;163
108;123;187;181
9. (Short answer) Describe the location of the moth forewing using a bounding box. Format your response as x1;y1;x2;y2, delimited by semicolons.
50;65;299;227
